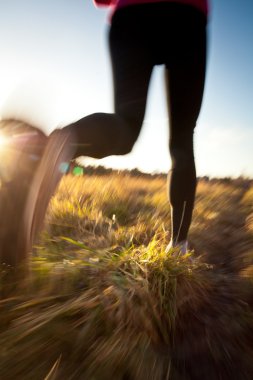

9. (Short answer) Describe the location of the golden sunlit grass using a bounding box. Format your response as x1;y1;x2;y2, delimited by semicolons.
0;171;253;379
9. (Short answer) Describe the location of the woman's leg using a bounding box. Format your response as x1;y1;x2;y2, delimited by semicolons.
65;9;153;160
165;9;207;245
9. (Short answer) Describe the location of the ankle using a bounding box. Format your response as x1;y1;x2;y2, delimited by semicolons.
166;239;188;254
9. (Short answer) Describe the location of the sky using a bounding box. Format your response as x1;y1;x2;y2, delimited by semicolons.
0;0;252;178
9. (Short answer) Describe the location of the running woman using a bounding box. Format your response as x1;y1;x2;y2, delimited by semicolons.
24;0;209;255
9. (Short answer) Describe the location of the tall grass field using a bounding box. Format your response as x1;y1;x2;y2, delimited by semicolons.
0;169;253;379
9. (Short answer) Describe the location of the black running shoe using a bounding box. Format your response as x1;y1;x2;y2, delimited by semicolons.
0;120;47;267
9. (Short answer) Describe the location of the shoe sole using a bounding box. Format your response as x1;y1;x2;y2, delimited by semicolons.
22;129;75;255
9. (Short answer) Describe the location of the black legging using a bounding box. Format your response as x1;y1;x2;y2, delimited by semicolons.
65;3;207;243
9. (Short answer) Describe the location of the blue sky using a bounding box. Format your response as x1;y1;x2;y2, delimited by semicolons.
0;0;252;177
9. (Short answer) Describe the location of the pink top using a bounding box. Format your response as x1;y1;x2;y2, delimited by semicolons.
94;0;209;16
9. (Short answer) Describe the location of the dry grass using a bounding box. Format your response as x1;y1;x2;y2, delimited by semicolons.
0;172;253;379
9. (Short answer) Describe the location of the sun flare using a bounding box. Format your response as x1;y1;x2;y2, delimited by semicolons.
0;133;8;148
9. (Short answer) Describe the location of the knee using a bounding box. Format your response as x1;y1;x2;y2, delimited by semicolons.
169;131;195;170
170;146;195;172
116;133;137;155
116;120;141;155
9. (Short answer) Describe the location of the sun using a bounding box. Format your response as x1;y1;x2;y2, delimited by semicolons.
0;133;8;148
